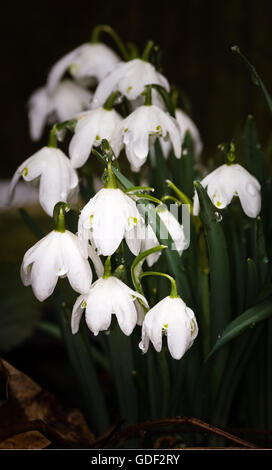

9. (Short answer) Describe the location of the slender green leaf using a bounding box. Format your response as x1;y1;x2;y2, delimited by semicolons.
232;46;272;116
244;115;265;184
107;321;138;425
18;208;46;239
245;258;259;309
55;299;109;435
153;139;170;198
194;181;231;344
207;296;272;359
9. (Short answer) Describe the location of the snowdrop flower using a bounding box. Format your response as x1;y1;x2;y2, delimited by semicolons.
71;272;149;336
69;106;122;168
8;147;78;217
91;58;169;108
21;230;93;302
176;109;203;159
139;206;186;267
78;162;141;256
139;295;198;360
111;104;182;171
193;163;261;218
28;80;92;141
46;43;121;93
154;108;203;160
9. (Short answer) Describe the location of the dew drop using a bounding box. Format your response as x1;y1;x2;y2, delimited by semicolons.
139;341;145;351
215;211;223;222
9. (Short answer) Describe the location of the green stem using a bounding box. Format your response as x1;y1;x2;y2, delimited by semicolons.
53;202;70;233
48;127;58;148
104;160;118;189
141;40;154;62
103;256;112;278
91;24;130;61
144;85;152;106
139;271;179;298
131;246;167;295
103;91;120;111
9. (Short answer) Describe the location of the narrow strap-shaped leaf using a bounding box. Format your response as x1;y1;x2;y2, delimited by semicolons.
55;299;109;435
153;138;170;198
194;181;231;344
18;208;46;239
245;258;259;309
244;115;265;184
107;321;138;425
206;296;272;359
232;46;272;116
212;324;263;426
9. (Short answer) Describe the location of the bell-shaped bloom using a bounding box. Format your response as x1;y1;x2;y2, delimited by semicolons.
155;108;203;160
8;147;78;217
175;109;203;159
68;107;122;168
21;230;93;302
71;275;149;336
193;163;261;218
111;104;181;171
46;43;121;93
78;188;141;257
139;296;198;360
91;58;169;108
139;207;186;266
28;80;92;141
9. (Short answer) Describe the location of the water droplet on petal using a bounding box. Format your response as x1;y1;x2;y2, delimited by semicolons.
215;211;223;222
139;341;145;351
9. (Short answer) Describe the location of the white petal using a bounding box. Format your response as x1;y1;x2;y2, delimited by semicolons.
61;231;93;294
30;234;60;301
85;281;113;335
46;45;88;92
114;294;137;336
71;294;87;334
28;87;50;140
88;244;104;278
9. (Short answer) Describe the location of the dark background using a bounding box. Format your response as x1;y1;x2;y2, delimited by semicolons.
1;0;272;177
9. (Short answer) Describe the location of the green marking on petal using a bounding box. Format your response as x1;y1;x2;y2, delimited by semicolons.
22;167;28;177
90;214;94;225
190;319;197;335
216;201;222;207
124;128;128;133
163;323;168;329
127;86;132;94
69;63;80;74
95;135;100;141
81;300;87;308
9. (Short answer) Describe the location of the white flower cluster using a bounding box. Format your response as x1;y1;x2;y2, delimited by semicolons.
8;31;262;360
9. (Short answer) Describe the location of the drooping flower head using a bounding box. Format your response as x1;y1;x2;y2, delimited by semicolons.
193;163;261;218
111;104;182;172
78;161;142;257
46;42;121;93
139;295;198;360
91;58;170;108
8;147;79;217
71;261;149;337
68;106;122;168
28;80;92;141
21;203;95;302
